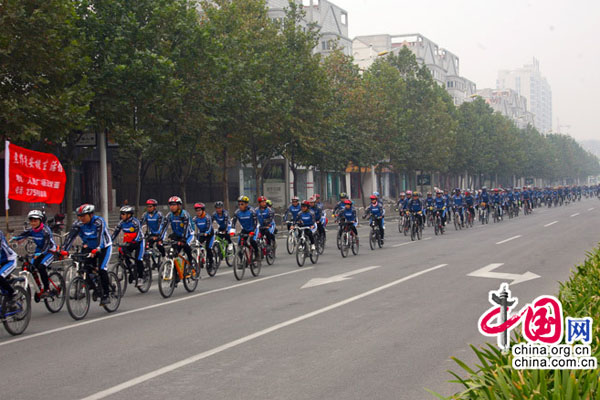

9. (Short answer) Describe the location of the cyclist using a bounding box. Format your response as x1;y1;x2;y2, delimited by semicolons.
333;192;349;215
363;194;385;241
434;191;447;226
464;190;475;222
0;230;18;311
396;192;407;212
63;204;112;305
193;203;214;269
284;196;302;231
522;187;531;211
338;199;358;237
309;196;326;241
141;199;165;257
408;191;424;228
294;200;317;252
451;189;465;226
256;196;276;248
212;201;233;251
230;195;260;265
11;210;57;299
492;188;503;218
160;196;194;266
479;186;490;214
424;192;435;220
442;190;451;222
111;205;145;287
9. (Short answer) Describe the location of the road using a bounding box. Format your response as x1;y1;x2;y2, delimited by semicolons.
0;200;598;400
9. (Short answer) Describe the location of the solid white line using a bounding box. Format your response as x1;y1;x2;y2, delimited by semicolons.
588;207;595;211
81;264;449;400
495;235;522;245
393;242;414;248
0;267;313;348
570;213;580;217
423;237;432;241
544;221;558;227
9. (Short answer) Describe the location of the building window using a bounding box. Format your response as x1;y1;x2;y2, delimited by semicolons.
341;12;347;25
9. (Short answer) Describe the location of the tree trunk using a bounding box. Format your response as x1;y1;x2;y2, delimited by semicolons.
222;147;229;211
135;151;142;214
290;164;298;197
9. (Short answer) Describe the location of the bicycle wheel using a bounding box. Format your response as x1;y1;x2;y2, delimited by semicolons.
296;240;306;267
250;248;261;277
434;221;439;235
454;215;459;230
233;249;246;281
318;234;325;255
369;229;376;250
351;234;359;255
213;243;222;269
340;232;349;257
309;244;319;264
377;232;383;248
417;224;422;240
66;276;90;320
206;250;218;277
336;231;342;250
398;219;402;233
63;263;77;285
44;271;66;313
183;259;200;292
410;223;416;241
2;286;31;336
225;243;235;267
137;261;152;293
265;245;275;265
158;260;176;298
286;232;296;255
112;262;128;296
403;219;409;236
102;271;122;313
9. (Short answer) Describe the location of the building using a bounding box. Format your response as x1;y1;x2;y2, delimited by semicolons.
497;58;552;133
352;33;477;105
476;88;535;129
267;0;352;56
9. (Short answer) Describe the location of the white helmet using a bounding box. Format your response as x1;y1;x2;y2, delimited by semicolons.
76;204;95;216
27;210;44;220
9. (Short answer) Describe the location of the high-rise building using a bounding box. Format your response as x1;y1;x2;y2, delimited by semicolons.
353;33;476;105
497;58;552;133
476;88;535;129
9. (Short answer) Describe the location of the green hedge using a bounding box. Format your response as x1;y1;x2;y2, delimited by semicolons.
429;247;600;399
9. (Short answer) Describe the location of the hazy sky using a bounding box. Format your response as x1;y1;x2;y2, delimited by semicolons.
336;0;600;141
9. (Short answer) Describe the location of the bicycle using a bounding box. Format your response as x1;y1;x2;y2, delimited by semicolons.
213;232;236;268
233;233;261;281
479;203;489;224
492;204;502;223
453;207;462;231
0;275;31;335
402;211;411;236
295;226;318;267
367;216;384;250
158;241;199;298
192;236;218;277
339;221;359;258
257;231;276;266
18;254;65;313
426;208;435;227
433;210;445;236
286;225;299;255
143;237;163;271
410;212;422;241
65;253;122;320
465;206;474;228
112;243;152;295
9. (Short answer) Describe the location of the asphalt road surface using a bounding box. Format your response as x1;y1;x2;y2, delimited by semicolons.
1;199;598;400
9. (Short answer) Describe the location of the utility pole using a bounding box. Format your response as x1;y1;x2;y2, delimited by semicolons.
99;129;109;221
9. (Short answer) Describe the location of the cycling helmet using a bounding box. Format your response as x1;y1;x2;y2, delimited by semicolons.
28;210;44;220
301;200;310;207
314;194;321;199
373;191;380;197
400;192;405;196
494;188;499;192
413;192;420;197
482;186;487;191
257;196;267;203
427;192;432;196
370;195;377;200
308;196;316;202
237;195;249;203
266;199;273;207
343;199;352;205
168;196;182;205
406;190;412;195
214;201;224;208
76;204;95;216
146;199;158;206
339;192;348;199
465;191;470;195
291;196;299;202
120;205;135;214
194;202;205;210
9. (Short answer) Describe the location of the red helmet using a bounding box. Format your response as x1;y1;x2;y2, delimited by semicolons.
168;196;182;204
257;196;267;203
494;188;499;192
146;199;158;206
194;202;205;210
344;199;352;205
370;195;377;200
406;190;412;195
465;191;470;195
301;200;310;207
314;194;321;199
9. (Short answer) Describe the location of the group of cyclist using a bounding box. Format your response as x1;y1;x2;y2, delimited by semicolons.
0;183;597;324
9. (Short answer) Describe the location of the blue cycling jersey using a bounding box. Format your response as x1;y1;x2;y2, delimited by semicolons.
425;197;435;207
256;206;274;226
111;217;144;243
407;199;423;213
480;192;490;203
0;231;17;264
231;208;258;233
212;210;230;232
464;195;474;206
284;204;302;222
193;214;213;237
366;203;385;218
64;215;112;251
13;223;56;254
452;195;464;207
339;207;357;223
434;197;446;209
141;210;164;236
295;210;316;227
161;209;193;240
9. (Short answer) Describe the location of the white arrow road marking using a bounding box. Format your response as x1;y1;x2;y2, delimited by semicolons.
570;213;580;217
301;266;381;289
467;263;540;285
495;235;522;245
544;221;558;227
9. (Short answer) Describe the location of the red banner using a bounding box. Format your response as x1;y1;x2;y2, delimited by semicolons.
5;142;66;205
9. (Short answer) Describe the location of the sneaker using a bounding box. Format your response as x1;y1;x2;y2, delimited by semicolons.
100;296;110;306
310;244;316;252
227;244;234;251
128;273;135;284
39;290;51;300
